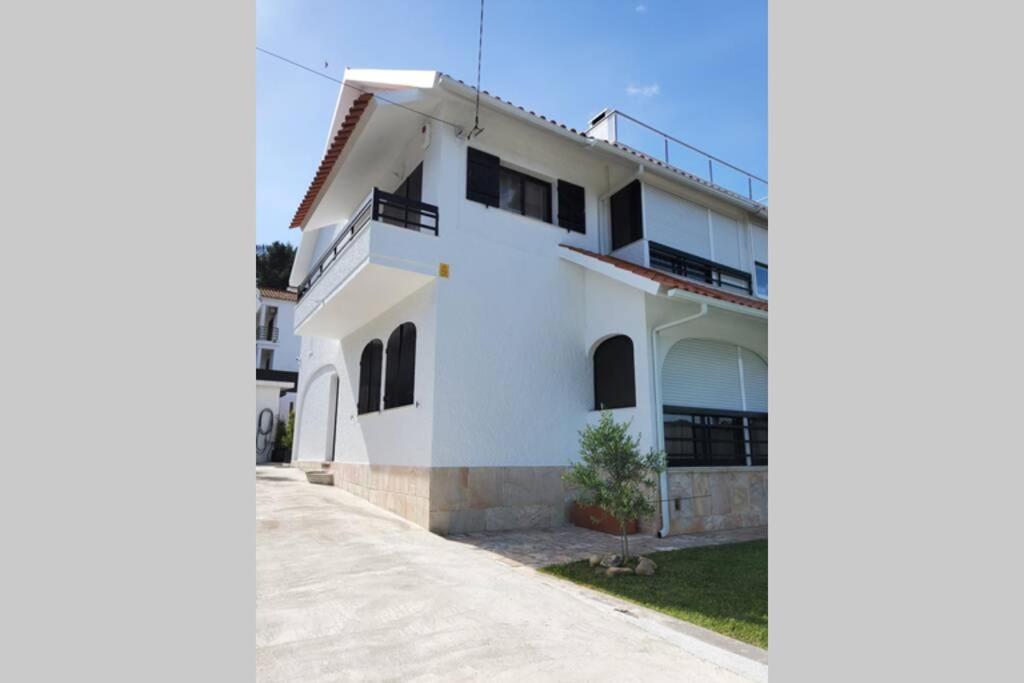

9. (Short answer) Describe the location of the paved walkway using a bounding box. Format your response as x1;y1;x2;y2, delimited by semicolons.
256;466;764;682
449;525;767;569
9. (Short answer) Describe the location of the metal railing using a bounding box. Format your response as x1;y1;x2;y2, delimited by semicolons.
664;407;767;468
649;241;753;295
297;188;440;300
256;325;279;342
585;109;767;205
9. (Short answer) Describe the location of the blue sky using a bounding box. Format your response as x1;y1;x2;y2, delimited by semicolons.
257;0;766;246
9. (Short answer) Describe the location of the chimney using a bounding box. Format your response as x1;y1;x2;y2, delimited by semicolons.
586;108;617;143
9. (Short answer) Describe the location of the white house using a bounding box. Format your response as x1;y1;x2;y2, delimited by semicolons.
255;287;301;462
286;69;767;536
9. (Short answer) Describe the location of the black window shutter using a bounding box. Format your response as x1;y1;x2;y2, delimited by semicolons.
557;180;586;233
369;342;382;410
629;180;643;243
358;349;369;413
384;330;400;409
466;148;500;207
359;340;382;414
593;335;637;410
610;180;643;250
384;323;416;409
399;323;416;405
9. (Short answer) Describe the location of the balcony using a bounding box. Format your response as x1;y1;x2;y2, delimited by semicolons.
256;325;279;342
294;188;440;338
649;241;753;295
586;109;767;206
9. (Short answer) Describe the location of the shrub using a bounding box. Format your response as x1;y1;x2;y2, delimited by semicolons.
563;411;666;560
276;410;295;450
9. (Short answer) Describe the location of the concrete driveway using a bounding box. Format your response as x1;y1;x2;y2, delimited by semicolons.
256;465;763;682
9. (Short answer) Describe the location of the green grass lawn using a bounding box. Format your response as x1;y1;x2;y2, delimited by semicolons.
540;540;767;648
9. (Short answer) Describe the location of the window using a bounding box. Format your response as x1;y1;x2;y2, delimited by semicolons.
499;167;551;222
466;148;576;227
357;339;383;415
610;180;643;250
384;322;416;409
593;335;636;410
663;408;763;468
557;179;586;233
259;348;274;370
755;262;768;297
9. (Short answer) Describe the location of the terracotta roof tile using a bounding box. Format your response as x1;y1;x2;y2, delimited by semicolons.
290;93;373;229
562;245;768;312
258;287;298;302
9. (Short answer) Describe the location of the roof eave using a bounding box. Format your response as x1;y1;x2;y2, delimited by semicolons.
436;75;766;218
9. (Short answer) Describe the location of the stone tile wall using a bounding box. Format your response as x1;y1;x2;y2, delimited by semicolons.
295;462;765;537
427;466;571;534
660;467;767;534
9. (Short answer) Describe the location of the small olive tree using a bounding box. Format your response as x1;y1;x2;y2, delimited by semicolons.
563;411;666;560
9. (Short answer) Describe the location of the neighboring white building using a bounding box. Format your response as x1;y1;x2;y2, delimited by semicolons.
286;70;767;536
255;288;301;462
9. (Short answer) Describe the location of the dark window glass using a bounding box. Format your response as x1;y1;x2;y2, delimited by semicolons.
593;335;636;410
384;322;416;409
497;167;551;222
610;180;643;250
523;178;549;221
499;167;522;213
357;339;383;415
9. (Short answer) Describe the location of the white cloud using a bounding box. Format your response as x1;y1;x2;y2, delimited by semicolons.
635;4;647;13
626;83;660;98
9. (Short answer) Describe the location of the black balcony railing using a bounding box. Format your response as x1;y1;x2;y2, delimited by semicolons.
297;188;439;300
664;407;767;468
649;241;753;295
256;325;279;342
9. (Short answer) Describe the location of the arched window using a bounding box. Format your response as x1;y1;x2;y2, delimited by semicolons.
593;335;636;410
357;339;383;415
384;322;416;409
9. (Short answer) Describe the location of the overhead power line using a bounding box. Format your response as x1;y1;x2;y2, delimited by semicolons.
256;47;462;131
469;0;486;139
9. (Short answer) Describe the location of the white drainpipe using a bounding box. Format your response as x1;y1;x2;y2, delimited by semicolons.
651;301;709;538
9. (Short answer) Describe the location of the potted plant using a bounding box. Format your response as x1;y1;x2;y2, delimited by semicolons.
563;411;666;561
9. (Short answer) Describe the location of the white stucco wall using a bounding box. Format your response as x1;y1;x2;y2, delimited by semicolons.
295;283;438;467
333;283;437;467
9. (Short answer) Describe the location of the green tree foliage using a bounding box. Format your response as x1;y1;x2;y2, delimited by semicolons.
256;241;296;290
276;410;295;450
563;411;666;559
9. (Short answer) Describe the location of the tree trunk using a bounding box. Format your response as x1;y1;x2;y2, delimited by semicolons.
620;520;629;560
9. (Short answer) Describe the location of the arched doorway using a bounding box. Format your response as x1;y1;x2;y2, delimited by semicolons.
295;366;340;462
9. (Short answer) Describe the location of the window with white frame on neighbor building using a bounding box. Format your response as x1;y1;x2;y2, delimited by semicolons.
755;262;768;297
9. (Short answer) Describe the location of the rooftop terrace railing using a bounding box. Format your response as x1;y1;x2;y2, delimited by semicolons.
585;110;768;206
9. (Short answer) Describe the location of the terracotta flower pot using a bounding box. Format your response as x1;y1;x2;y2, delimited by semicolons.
570;502;638;535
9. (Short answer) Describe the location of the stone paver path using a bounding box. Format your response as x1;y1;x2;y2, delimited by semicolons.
448;524;767;568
